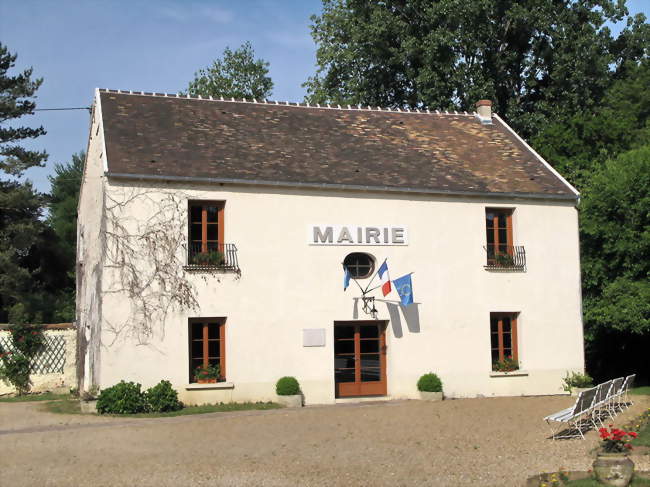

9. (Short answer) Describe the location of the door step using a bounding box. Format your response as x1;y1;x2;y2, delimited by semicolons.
335;396;392;404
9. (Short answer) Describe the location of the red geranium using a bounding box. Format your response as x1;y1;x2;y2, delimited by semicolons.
599;426;637;453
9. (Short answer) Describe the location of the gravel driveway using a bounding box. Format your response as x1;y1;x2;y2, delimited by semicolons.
1;394;648;486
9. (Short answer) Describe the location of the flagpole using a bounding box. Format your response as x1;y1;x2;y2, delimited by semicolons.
363;258;385;294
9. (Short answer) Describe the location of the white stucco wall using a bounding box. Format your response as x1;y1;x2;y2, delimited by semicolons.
0;326;77;396
83;179;584;405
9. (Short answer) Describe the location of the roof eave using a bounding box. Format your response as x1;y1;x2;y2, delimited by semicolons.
105;172;578;203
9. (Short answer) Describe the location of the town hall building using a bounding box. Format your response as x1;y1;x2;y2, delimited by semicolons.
76;89;584;405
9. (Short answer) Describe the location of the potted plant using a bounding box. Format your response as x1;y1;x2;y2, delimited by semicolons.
494;252;515;267
593;426;637;486
492;356;519;372
194;364;221;384
562;371;594;396
79;385;100;414
417;373;443;401
191;250;225;266
275;376;302;407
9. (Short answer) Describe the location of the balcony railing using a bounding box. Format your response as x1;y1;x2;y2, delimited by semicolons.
186;242;239;271
484;245;526;270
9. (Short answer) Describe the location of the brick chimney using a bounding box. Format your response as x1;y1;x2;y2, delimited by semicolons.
475;100;492;124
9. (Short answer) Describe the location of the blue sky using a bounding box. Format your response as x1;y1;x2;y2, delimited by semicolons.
1;0;648;193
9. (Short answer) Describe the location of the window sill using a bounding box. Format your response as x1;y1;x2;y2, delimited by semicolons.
484;266;526;272
183;265;239;273
489;370;529;377
185;382;234;390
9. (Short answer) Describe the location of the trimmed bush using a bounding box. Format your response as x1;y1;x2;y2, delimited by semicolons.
276;376;300;396
96;381;148;414
417;373;443;393
146;380;182;412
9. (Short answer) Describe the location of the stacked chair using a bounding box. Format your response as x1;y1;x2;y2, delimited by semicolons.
544;374;636;440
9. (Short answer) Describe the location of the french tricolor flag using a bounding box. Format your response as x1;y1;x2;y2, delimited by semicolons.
378;260;391;296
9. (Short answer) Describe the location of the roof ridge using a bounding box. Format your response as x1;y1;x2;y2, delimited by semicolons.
97;88;478;117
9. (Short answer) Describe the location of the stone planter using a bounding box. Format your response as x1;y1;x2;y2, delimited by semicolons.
570;387;591;397
80;400;97;414
419;391;443;401
593;452;634;487
277;394;302;408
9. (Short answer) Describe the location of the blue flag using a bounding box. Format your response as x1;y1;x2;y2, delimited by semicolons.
343;266;351;291
392;274;413;306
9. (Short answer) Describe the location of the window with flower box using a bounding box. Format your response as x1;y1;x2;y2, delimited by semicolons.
490;313;519;371
189;319;225;383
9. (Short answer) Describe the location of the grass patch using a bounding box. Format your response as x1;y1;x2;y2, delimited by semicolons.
635;421;650;448
118;401;283;418
42;399;282;417
631;386;650;396
0;392;70;403
43;398;81;414
563;477;650;486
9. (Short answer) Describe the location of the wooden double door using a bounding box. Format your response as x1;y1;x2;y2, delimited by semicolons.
334;321;387;397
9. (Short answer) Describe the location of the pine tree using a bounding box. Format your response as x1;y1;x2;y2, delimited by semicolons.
0;43;49;323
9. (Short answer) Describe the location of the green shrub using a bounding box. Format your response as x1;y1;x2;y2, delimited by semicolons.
417;373;443;392
276;376;300;395
146;380;182;412
96;381;148;414
562;371;594;392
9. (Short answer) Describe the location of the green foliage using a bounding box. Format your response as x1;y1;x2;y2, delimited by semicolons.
0;323;45;394
562;371;594;392
96;381;149;414
145;380;182;412
276;376;300;395
0;42;47;176
417;373;442;392
194;363;221;381
492;357;519;372
191;250;225;266
305;0;649;138
533;61;650;188
187;42;273;99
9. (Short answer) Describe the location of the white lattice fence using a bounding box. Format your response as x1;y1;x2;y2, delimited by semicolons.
0;335;67;374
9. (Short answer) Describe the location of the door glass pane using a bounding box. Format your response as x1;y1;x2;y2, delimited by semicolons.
360;340;379;353
206;224;218;241
361;368;380;382
334;340;354;354
207;324;220;339
491;333;498;349
191;323;203;340
498;227;508;246
503;333;512;350
191;223;203;241
491;348;499;362
335;369;355;383
486;212;494;229
191;340;203;358
208;341;220;358
206;205;219;223
360;354;380;368
190;206;202;222
360;325;378;338
334;357;355;369
490;316;499;333
335;326;354;339
191;358;203;370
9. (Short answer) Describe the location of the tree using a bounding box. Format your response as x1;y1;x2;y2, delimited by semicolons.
48;151;84;269
532;60;650;188
305;0;649;138
0;43;49;323
187;42;273;99
580;145;650;381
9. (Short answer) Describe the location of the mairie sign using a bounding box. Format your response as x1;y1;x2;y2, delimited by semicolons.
309;225;408;246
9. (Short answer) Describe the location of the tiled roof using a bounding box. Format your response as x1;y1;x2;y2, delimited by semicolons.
98;90;576;199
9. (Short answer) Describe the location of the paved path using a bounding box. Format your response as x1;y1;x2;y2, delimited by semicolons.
1;395;648;486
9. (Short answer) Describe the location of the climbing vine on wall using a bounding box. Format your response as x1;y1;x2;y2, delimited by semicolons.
102;187;208;346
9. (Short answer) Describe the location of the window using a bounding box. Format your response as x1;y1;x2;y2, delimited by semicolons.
490;313;518;370
485;208;513;257
189;319;225;382
188;201;227;266
343;252;375;279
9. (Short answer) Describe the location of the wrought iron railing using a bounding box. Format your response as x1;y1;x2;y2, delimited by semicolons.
186;242;239;271
484;245;526;270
